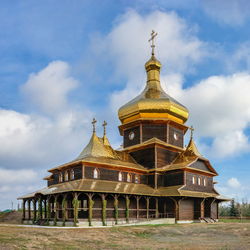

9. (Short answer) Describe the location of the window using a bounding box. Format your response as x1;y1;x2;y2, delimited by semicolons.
198;177;201;185
118;172;123;181
135;175;140;184
70;169;74;180
59;173;63;183
203;177;207;186
192;176;196;185
93;168;99;179
127;173;132;182
64;171;69;181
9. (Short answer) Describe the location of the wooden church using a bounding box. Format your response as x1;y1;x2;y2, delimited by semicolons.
19;31;227;226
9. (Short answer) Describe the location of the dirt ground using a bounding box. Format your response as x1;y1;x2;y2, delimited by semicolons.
0;222;249;250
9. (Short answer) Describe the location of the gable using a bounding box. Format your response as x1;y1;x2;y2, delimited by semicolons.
189;160;211;172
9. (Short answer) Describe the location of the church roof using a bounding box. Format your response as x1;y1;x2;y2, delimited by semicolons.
118;46;189;125
48;130;146;172
18;179;218;199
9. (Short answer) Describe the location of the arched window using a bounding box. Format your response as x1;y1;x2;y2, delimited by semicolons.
118;172;123;181
203;177;207;186
59;172;63;183
93;168;99;179
70;169;74;180
192;176;196;185
64;171;69;181
135;175;140;184
127;173;132;182
198;177;201;185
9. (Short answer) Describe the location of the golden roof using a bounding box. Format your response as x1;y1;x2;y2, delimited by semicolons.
118;54;189;125
48;131;146;172
18;179;218;199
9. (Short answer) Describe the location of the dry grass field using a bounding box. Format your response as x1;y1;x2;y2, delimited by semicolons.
0;222;249;250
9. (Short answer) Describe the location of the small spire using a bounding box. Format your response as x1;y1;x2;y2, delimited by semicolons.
102;120;107;136
148;30;158;56
92;118;97;133
190;126;194;139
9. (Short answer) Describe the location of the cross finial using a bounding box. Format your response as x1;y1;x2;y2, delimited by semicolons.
92;118;97;133
102;120;107;136
148;30;158;56
190;126;194;139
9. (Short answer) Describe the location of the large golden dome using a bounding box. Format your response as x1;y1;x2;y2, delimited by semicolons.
118;54;189;125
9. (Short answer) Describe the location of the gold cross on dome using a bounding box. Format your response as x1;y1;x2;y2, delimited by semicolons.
102;121;107;135
92;118;97;133
148;30;158;55
190;126;194;139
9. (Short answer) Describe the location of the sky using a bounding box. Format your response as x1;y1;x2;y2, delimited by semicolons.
0;0;250;210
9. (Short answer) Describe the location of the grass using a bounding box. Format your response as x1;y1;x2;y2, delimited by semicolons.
0;222;249;249
219;218;250;223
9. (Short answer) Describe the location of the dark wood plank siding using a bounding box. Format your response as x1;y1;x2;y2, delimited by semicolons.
124;126;140;147
179;199;194;220
211;201;218;219
164;171;184;187
190;160;210;172
142;124;167;142
156;147;179;167
130;147;155;169
74;165;82;180
168;126;183;147
182;172;214;193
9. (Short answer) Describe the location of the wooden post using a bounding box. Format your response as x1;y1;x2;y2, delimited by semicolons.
62;195;67;226
54;196;58;226
44;199;47;220
136;196;140;219
125;195;130;223
38;198;42;220
155;198;159;218
101;194;107;226
22;200;26;221
146;197;149;219
47;198;51;222
28;200;31;220
72;192;79;226
114;195;118;225
201;199;205;218
87;193;94;226
33;199;37;223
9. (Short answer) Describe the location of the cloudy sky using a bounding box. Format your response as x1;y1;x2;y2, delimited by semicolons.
0;0;250;210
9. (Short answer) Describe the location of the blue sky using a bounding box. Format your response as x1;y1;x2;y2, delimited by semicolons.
0;0;250;210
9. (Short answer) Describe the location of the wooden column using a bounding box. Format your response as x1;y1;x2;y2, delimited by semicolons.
47;199;51;221
28;200;31;220
136;196;140;219
146;197;149;219
125;195;130;223
101;194;107;226
54;196;58;225
44;199;47;219
73;192;79;226
22;200;26;220
38;198;42;220
114;195;118;225
33;199;37;222
201;199;205;218
87;193;94;226
155;198;159;218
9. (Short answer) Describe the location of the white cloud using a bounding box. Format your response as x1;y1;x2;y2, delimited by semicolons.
0;168;38;185
21;61;78;114
227;177;241;188
202;0;250;26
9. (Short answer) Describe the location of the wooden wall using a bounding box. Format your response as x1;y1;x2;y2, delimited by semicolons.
182;172;214;193
130;147;155;169
124;126;140;147
156;147;179;167
142;124;166;142
179;199;194;220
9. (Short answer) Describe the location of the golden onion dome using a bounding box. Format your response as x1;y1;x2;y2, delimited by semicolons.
118;54;189;125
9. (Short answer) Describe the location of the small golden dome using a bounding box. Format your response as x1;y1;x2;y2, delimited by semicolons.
118;54;189;124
